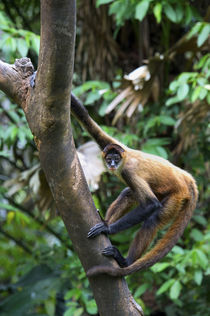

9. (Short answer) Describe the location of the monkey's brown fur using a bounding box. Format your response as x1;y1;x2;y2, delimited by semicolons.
71;94;198;277
90;145;198;276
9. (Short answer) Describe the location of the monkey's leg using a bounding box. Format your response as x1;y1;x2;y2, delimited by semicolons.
102;201;163;267
105;187;136;224
126;216;161;265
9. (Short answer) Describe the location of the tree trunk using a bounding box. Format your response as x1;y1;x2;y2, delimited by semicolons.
0;1;143;315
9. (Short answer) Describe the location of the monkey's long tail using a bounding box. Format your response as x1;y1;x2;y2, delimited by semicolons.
87;183;198;277
71;93;123;150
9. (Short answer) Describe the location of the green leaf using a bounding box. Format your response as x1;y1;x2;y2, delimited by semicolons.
0;202;19;212
0;11;10;27
194;270;203;285
158;115;176;126
9;37;17;52
169;80;179;91
134;283;150;298
135;0;150;21
205;267;210;275
85;91;101;105
141;138;169;158
190;228;204;242
172;246;184;254
64;307;82;316
204;232;210;241
96;0;114;7
185;6;193;25
151;262;170;272
157;279;175;296
144;117;158;132
99;101;109;116
195;53;210;69
178;72;196;82
82;80;110;91
170;280;182;300
17;38;28;57
191;86;201;102
142;138;170;146
199;87;207;100
7;110;20;124
207;92;210;104
74;308;84;316
142;144;168;158
31;35;40;55
177;83;189;100
0;150;10;158
155;146;168;159
197;24;210;47
72;86;84;96
10;125;18;141
195;249;208;269
85;299;97;315
175;3;183;23
166;96;179;106
153;3;162;23
44;299;55;316
2;37;16;54
164;4;177;23
193;215;207;226
65;288;81;300
197;77;206;86
187;22;202;39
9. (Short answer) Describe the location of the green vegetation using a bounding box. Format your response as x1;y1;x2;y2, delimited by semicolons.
0;1;209;315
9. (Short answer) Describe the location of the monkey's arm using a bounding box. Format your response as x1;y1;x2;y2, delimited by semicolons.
71;94;119;149
30;71;122;150
87;197;162;237
105;187;136;224
88;178;162;237
87;177;162;267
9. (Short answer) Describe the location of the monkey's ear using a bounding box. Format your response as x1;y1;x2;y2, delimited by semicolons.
102;151;106;159
120;151;125;158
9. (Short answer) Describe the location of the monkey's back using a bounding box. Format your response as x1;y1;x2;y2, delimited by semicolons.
123;149;197;202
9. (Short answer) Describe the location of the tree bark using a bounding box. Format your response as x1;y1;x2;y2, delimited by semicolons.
0;1;143;315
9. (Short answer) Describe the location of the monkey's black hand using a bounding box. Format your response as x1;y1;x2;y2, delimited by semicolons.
30;71;37;88
87;222;109;238
102;246;128;267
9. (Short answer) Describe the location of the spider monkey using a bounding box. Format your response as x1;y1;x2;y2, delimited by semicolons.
30;75;198;277
71;93;198;277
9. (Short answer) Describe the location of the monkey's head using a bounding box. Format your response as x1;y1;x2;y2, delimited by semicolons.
102;144;125;171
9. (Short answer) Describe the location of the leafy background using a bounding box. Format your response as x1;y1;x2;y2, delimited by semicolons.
0;0;209;315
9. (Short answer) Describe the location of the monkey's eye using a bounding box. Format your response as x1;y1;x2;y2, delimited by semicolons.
106;157;112;164
114;154;121;163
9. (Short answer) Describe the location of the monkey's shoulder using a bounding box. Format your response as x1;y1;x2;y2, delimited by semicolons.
123;149;173;172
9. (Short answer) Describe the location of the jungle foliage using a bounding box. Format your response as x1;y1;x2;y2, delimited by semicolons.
0;0;209;315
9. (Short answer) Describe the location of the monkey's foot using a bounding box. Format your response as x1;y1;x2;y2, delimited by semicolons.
87;222;109;238
102;246;128;267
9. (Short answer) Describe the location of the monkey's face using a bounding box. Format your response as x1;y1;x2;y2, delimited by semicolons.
105;151;122;171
